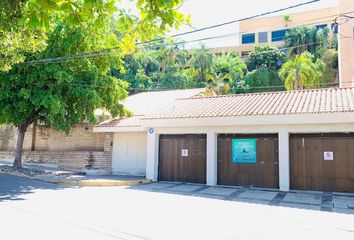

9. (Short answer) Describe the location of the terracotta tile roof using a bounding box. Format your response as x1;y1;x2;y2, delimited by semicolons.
96;115;143;128
142;88;354;120
95;88;205;128
123;88;204;115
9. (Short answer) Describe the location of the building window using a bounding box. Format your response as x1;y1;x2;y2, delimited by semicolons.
331;23;338;33
242;33;255;44
258;32;268;43
316;24;328;30
271;29;286;42
241;51;250;57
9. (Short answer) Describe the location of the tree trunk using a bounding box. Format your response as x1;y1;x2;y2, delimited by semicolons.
31;121;37;151
13;124;28;169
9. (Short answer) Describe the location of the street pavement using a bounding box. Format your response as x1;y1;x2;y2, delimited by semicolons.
1;173;354;240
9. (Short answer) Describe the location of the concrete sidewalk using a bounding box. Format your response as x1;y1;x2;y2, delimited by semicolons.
0;158;79;174
130;182;354;214
0;158;151;186
36;175;152;186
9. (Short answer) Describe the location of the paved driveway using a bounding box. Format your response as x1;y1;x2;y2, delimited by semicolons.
1;173;354;240
131;182;354;213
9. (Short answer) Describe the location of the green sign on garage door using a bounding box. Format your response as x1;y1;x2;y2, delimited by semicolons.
232;139;257;163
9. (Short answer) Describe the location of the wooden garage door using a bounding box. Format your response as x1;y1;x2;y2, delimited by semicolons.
158;134;206;183
290;133;354;192
218;134;279;188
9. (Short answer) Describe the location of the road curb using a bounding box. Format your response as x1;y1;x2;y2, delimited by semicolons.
36;177;152;187
0;170;152;187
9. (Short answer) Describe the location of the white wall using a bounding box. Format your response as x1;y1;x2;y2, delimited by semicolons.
150;123;354;135
112;132;147;176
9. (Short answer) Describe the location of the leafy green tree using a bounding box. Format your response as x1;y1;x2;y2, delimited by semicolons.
114;50;160;93
190;45;214;84
285;26;315;56
153;45;194;89
246;45;286;71
284;25;339;87
285;25;332;57
0;1;187;168
278;52;320;90
119;46;247;95
245;69;284;92
0;0;187;72
208;52;246;94
213;52;246;83
204;73;232;95
115;43;194;92
0;0;46;72
231;80;251;94
0;22;128;168
316;48;338;87
244;45;286;92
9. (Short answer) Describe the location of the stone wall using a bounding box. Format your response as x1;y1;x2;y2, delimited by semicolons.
0;125;112;172
0;124;105;151
0;150;111;170
0;125;33;151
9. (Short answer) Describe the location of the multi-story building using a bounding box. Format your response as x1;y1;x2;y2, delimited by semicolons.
213;7;338;56
213;2;353;88
237;7;337;56
338;0;354;87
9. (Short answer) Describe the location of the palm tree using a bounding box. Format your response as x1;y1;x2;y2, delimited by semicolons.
213;51;246;85
278;52;320;90
189;45;213;84
203;72;232;96
285;26;320;56
283;15;292;27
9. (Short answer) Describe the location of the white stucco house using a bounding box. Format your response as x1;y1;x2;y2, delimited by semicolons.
96;87;354;193
93;88;204;176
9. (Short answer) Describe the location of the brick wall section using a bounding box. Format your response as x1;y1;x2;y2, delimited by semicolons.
0;124;105;151
0;150;112;171
34;124;105;151
0;125;113;172
0;125;33;151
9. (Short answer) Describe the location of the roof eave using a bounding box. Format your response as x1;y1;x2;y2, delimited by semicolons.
141;112;354;128
93;126;146;133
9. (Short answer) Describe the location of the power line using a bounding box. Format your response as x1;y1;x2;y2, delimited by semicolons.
22;31;343;67
164;9;354;47
14;36;346;92
14;34;348;89
120;0;322;46
144;18;338;51
241;40;338;60
150;10;354;49
23;10;354;65
21;13;347;65
23;80;350;91
163;0;321;38
20;1;344;65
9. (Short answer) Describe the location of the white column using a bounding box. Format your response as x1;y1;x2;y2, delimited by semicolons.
146;129;159;181
278;131;290;191
206;132;217;186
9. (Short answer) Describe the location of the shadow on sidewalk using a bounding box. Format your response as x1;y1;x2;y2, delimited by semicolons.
0;173;71;202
